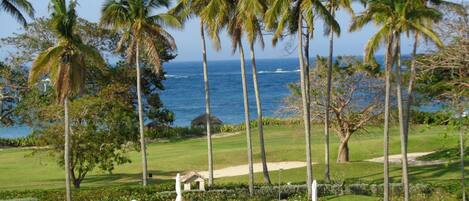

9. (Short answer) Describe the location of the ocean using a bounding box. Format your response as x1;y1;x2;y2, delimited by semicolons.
1;58;304;138
162;58;301;125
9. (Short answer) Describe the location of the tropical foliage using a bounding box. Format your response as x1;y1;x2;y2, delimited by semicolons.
0;0;34;26
0;0;467;200
100;0;181;186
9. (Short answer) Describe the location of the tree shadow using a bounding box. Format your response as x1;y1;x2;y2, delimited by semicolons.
44;169;180;187
348;160;469;183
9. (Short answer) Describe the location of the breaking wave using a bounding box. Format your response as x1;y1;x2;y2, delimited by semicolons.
258;68;300;74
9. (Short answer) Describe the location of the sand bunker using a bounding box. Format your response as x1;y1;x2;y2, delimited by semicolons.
366;152;446;166
198;161;310;178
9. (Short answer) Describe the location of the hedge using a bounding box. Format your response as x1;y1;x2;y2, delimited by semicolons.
0;135;37;147
145;118;301;141
0;183;436;201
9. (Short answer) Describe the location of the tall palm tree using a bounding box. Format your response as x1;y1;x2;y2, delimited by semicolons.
350;1;443;200
265;0;338;199
404;2;462;200
323;0;353;182
1;0;34;26
29;1;105;200
394;3;442;201
236;0;272;185
100;0;181;186
226;1;256;194
170;0;213;186
169;0;231;186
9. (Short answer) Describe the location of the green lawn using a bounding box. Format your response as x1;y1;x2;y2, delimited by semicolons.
0;124;466;192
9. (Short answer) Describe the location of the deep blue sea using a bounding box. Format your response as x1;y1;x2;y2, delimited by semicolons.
1;58;303;138
162;58;301;125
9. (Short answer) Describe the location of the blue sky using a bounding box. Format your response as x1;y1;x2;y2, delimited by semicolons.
0;1;424;62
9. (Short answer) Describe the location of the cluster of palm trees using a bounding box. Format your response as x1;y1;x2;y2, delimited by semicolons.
2;0;454;201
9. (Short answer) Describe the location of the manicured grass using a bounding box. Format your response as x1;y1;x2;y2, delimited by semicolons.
0;124;466;191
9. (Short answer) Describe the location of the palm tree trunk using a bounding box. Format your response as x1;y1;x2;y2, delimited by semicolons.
64;97;72;201
404;33;418;147
395;34;409;201
249;42;271;185
200;21;214;186
459;110;466;201
238;41;254;196
304;30;311;149
136;43;148;186
298;14;313;200
403;33;419;201
324;6;335;183
383;31;395;201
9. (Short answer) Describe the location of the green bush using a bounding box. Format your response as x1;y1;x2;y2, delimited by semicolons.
0;135;37;147
410;111;453;125
0;183;440;201
213;118;301;134
144;118;301;141
145;127;205;141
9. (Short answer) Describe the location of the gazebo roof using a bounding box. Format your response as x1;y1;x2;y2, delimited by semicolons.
191;114;223;127
180;171;205;183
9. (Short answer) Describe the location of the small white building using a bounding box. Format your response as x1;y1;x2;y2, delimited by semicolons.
180;172;206;191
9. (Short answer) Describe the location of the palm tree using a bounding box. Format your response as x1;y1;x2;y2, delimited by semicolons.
394;3;442;201
323;0;353;182
28;1;105;200
100;0;181;186
1;0;34;26
170;0;214;186
169;0;231;186
225;1;256;194
350;1;442;200
265;0;338;199
236;0;272;185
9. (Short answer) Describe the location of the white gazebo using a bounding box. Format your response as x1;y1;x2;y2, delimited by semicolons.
180;171;206;191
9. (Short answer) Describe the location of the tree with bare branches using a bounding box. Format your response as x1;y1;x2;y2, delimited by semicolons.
283;56;384;162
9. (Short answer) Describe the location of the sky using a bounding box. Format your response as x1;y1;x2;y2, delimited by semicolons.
0;1;426;62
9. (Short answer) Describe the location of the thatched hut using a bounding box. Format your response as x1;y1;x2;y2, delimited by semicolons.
191;114;223;128
145;121;171;131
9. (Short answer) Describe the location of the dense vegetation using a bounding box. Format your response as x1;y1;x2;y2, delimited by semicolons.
0;0;467;200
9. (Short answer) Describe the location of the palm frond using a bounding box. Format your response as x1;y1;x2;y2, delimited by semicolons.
143;36;162;74
350;10;375;31
1;0;34;26
100;0;131;29
364;25;389;63
312;0;341;36
409;21;443;47
55;62;71;104
168;0;193;23
125;38;136;65
77;43;107;69
29;46;64;86
272;8;289;46
149;13;183;29
264;0;289;30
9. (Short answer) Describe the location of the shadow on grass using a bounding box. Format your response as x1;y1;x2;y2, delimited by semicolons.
355;160;469;184
43;169;179;188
